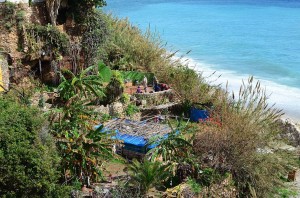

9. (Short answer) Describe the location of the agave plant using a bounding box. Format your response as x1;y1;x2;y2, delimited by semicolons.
128;159;171;195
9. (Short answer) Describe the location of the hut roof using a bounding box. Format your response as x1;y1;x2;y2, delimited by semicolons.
104;118;171;139
100;118;172;147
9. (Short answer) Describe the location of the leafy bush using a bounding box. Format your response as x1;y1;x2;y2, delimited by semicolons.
0;97;68;197
4;22;13;31
124;104;139;117
67;0;107;23
81;10;110;67
1;2;16;31
276;188;298;198
104;70;124;104
100;16;167;72
101;113;112;122
26;24;70;58
147;120;193;163
187;178;202;194
120;93;130;104
53;112;114;183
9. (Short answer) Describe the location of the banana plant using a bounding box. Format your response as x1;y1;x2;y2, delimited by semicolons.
147;118;193;162
58;118;113;182
58;65;105;102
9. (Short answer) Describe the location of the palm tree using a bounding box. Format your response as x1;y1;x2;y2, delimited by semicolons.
128;159;171;195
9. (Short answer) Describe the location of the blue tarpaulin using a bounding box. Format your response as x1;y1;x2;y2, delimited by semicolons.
190;108;209;122
95;121;166;149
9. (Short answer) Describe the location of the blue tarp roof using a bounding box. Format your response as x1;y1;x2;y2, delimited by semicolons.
95;120;170;148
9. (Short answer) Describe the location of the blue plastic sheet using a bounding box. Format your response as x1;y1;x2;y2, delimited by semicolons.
95;122;163;149
190;108;209;122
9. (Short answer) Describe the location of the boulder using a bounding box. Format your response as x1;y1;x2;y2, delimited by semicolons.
278;119;300;147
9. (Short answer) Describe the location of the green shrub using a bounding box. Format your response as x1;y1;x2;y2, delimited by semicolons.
53;70;114;184
104;70;124;104
120;93;130;104
276;188;298;198
187;178;202;194
0;97;67;197
100;16;167;72
16;10;25;21
81;10;110;67
101;113;112;122
2;2;16;24
26;24;70;58
4;22;13;31
124;104;139;117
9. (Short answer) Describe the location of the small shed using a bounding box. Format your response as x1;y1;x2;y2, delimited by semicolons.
100;118;172;159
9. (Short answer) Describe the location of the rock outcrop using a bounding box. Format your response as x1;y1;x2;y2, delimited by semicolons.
0;54;9;91
278;119;300;147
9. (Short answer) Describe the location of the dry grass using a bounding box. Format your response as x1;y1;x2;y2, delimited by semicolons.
193;77;295;197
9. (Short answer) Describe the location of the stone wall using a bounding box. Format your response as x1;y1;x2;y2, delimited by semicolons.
93;102;124;117
133;89;176;107
278;119;300;147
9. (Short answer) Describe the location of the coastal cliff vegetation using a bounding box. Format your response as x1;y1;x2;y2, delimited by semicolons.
0;0;298;197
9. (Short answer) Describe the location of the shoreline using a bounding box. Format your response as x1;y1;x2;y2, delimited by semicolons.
177;56;300;124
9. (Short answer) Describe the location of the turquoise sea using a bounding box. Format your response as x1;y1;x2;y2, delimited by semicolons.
105;0;300;120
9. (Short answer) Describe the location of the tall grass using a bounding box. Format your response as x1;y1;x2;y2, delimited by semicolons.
194;77;295;197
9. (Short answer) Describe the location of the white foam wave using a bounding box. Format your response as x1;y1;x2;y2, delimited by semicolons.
178;56;300;122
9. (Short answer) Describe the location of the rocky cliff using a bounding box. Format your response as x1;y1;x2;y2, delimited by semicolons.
0;1;75;88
